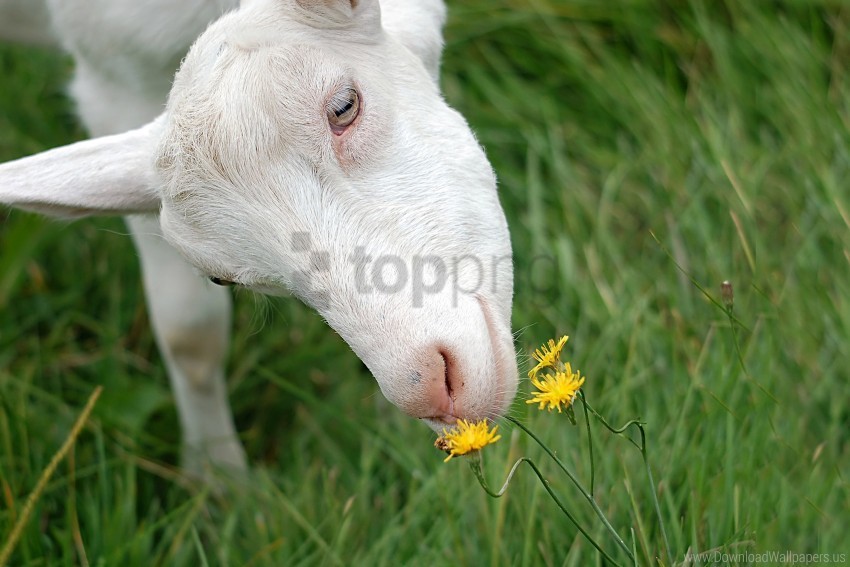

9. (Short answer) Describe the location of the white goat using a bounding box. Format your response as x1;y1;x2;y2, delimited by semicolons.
0;0;517;475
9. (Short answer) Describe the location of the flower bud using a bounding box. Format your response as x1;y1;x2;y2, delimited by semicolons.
721;280;734;310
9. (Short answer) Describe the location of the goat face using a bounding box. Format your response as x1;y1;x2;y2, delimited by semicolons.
155;0;517;426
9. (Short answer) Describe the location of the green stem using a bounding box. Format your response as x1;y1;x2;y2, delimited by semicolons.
641;441;672;567
576;398;643;450
505;416;633;562
578;398;673;567
580;393;595;496
469;456;622;567
631;528;639;567
730;317;746;373
725;306;777;403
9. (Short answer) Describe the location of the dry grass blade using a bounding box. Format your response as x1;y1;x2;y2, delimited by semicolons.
0;386;102;566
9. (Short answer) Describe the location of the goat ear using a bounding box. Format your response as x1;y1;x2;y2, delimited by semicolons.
0;118;162;219
294;0;381;32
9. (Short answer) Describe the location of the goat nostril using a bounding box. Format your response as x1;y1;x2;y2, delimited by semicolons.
417;344;460;420
439;348;453;400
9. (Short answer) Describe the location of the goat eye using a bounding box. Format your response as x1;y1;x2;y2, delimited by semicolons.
209;276;235;287
327;87;360;133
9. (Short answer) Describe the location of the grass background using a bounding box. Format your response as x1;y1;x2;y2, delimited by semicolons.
1;0;849;565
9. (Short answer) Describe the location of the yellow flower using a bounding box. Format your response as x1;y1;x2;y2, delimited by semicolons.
527;364;585;413
528;335;569;378
436;419;502;462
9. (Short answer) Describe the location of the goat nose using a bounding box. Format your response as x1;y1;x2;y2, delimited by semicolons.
416;345;459;422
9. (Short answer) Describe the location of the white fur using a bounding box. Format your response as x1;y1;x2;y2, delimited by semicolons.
0;0;517;474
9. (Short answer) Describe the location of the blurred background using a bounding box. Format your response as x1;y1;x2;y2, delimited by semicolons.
1;1;848;565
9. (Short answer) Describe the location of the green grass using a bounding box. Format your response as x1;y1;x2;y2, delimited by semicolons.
1;1;849;565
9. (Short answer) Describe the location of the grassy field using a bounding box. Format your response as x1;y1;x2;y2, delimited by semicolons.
1;1;849;565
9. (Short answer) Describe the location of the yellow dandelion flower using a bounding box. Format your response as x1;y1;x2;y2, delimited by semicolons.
436;419;502;462
528;335;569;378
527;365;585;413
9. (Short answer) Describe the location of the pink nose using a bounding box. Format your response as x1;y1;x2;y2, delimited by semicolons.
410;345;459;424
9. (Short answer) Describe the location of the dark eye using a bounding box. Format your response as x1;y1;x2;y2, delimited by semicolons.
209;276;235;287
327;87;360;134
